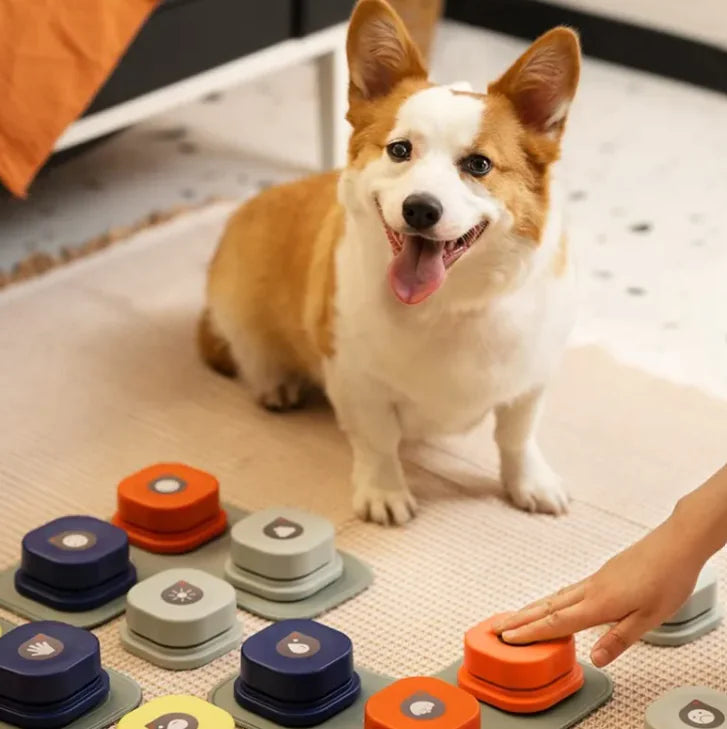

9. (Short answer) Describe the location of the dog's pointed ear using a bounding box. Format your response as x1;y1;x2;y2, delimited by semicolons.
489;27;581;138
347;0;427;102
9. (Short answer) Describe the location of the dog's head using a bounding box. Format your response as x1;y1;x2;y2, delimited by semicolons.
341;0;580;307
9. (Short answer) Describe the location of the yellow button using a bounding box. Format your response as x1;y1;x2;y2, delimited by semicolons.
118;695;235;729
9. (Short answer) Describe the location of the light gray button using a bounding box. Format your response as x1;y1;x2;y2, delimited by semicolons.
645;687;727;729
125;568;236;648
229;508;336;580
643;563;723;646
224;551;343;602
666;564;719;625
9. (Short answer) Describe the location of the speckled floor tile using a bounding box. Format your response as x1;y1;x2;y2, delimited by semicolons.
0;21;725;398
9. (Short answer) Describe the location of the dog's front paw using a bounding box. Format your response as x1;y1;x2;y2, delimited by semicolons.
501;448;569;515
353;486;417;526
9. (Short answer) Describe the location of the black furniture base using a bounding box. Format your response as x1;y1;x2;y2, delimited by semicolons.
446;0;726;95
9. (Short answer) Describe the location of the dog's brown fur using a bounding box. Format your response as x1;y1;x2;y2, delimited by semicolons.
199;172;341;404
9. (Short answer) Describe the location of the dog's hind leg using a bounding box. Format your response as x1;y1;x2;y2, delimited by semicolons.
221;317;305;413
198;306;304;411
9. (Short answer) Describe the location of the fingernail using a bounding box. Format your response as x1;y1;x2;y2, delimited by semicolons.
591;649;609;667
501;630;517;643
492;621;505;633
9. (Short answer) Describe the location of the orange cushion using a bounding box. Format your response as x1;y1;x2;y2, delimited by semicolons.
0;0;159;197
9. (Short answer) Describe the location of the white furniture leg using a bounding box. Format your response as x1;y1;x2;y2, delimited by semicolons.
55;24;349;160
316;43;350;170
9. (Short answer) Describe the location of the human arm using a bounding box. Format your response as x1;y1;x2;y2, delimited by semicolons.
493;463;727;666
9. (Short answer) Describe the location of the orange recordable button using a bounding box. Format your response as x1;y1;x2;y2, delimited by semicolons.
457;615;584;714
366;677;480;729
111;463;227;554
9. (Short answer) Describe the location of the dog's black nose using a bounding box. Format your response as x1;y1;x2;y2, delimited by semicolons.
402;193;443;231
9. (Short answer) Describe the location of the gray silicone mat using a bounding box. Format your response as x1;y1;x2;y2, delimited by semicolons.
129;504;249;580
0;568;127;629
0;667;142;729
0;505;373;626
209;666;391;729
233;552;373;621
0;618;16;636
129;505;374;621
435;661;613;729
0;506;249;628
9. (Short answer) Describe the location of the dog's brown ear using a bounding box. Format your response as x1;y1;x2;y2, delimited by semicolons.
489;27;581;138
347;0;427;102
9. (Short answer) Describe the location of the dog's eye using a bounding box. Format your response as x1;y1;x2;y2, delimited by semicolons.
461;154;492;177
387;140;412;162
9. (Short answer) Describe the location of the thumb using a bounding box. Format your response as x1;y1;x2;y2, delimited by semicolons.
590;613;648;667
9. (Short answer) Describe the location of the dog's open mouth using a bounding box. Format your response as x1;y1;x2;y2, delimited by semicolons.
376;203;488;305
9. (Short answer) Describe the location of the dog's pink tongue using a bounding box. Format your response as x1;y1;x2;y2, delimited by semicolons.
388;236;445;305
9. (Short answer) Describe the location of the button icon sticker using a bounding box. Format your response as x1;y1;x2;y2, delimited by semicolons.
149;476;187;495
263;516;304;540
401;693;446;720
18;633;65;660
680;700;725;727
145;713;200;729
161;580;204;605
48;530;97;551
275;631;321;658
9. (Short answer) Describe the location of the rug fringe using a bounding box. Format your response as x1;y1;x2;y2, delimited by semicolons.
0;196;229;291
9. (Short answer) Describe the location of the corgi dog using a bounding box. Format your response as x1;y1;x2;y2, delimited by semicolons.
199;0;581;525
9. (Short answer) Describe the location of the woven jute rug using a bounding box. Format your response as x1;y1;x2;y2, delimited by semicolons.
0;201;725;728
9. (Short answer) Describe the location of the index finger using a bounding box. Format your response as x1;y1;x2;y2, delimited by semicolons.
501;599;600;644
493;581;586;634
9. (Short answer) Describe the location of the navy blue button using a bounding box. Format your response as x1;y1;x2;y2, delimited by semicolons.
19;516;130;589
0;621;110;729
15;516;136;611
235;674;361;727
240;620;354;703
234;620;361;726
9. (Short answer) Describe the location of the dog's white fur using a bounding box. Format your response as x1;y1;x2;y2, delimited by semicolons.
326;86;574;524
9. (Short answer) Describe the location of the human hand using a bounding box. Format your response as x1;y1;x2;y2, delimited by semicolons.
493;517;705;667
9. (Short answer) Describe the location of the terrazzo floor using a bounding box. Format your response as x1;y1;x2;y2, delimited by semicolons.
1;21;726;399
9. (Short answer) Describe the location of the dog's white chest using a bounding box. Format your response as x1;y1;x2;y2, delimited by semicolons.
331;272;574;438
